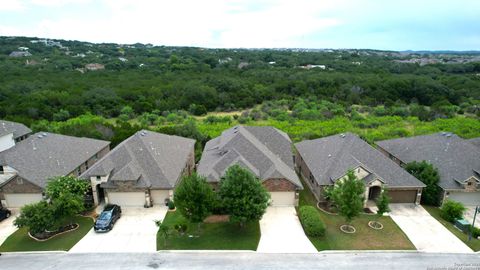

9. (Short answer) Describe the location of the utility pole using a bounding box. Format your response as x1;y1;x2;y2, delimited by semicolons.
469;205;479;241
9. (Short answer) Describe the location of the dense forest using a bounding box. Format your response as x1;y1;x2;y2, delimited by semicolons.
1;36;479;158
1;36;479;123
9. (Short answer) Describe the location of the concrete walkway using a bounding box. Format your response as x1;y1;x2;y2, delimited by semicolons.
389;204;472;253
70;206;167;253
0;208;19;246
257;206;317;253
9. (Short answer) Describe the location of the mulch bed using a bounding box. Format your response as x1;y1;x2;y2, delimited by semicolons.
203;215;230;223
28;223;79;241
340;224;356;234
368;221;384;230
317;201;339;214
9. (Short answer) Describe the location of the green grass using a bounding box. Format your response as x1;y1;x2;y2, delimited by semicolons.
197;116;480;143
0;216;93;252
156;211;260;250
298;180;415;251
423;206;480;252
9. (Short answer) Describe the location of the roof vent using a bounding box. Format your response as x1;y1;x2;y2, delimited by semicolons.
42;132;47;136
441;132;447;136
328;154;332;158
446;133;452;138
340;133;346;138
37;134;43;139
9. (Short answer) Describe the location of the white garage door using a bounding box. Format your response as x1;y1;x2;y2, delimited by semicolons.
151;190;171;205
4;193;43;208
107;192;145;207
447;192;480;206
270;192;295;206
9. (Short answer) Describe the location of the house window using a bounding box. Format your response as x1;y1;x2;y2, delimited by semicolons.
77;167;81;175
94;153;99;160
292;155;295;165
85;161;89;170
96;176;101;181
467;182;472;186
16;178;23;185
357;168;361;173
0;166;3;174
310;173;314;184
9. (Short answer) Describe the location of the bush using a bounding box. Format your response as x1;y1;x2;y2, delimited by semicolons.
469;225;480;238
440;200;466;223
168;200;175;210
299;206;326;237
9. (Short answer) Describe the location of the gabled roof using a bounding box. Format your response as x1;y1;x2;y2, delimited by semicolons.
0;120;32;139
377;132;480;190
81;130;195;189
0;132;110;188
295;133;424;188
197;126;302;189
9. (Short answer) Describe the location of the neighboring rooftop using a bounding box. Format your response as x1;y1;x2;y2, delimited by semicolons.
81;130;195;189
377;132;480;190
0;120;32;139
197;126;302;188
295;133;424;188
0;132;110;188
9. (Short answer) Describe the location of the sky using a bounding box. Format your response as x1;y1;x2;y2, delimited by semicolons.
0;0;479;50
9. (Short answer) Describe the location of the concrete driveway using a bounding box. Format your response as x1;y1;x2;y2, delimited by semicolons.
464;207;480;229
70;206;167;253
389;204;472;253
0;208;18;246
257;207;317;253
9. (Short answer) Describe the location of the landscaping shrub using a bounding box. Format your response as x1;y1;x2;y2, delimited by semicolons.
168;200;175;210
440;200;466;223
299;206;326;237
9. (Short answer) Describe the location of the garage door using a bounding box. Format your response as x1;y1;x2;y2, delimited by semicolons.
4;193;43;208
388;190;417;203
270;192;295;206
151;190;170;205
107;192;145;207
447;192;480;206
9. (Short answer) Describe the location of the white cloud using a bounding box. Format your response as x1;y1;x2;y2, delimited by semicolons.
29;0;92;7
0;0;25;11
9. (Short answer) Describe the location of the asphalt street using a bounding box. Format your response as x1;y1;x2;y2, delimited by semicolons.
1;251;480;270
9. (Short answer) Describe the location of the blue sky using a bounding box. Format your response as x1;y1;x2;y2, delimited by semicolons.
1;0;479;50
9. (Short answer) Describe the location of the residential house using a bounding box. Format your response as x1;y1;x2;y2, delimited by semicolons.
197;126;303;206
377;132;480;205
81;130;195;207
0;120;32;152
295;133;425;205
0;132;110;207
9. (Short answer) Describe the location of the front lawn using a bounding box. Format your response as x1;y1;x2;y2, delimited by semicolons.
423;206;480;252
298;181;415;251
0;216;93;252
156;211;260;250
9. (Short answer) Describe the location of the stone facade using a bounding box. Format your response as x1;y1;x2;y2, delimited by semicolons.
72;146;110;177
0;175;42;199
464;177;478;192
262;178;297;192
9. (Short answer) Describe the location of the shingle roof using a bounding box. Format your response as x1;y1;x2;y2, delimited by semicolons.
0;120;32;139
0;132;110;188
377;133;480;190
468;137;480;148
197;126;302;188
295;133;425;188
81;130;195;189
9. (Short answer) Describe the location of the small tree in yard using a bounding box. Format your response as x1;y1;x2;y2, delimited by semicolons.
174;173;215;225
14;201;55;235
376;187;390;217
329;170;365;230
440;200;466;223
45;176;90;200
405;161;441;206
219;165;270;227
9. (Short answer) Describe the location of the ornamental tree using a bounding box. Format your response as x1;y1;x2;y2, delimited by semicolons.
218;165;270;226
174;173;215;223
405;161;441;206
329;170;365;224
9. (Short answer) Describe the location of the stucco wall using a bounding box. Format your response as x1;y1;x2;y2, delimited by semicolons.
71;145;110;176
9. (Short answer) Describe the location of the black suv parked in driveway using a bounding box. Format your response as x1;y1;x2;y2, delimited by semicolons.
0;207;12;222
94;204;121;232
